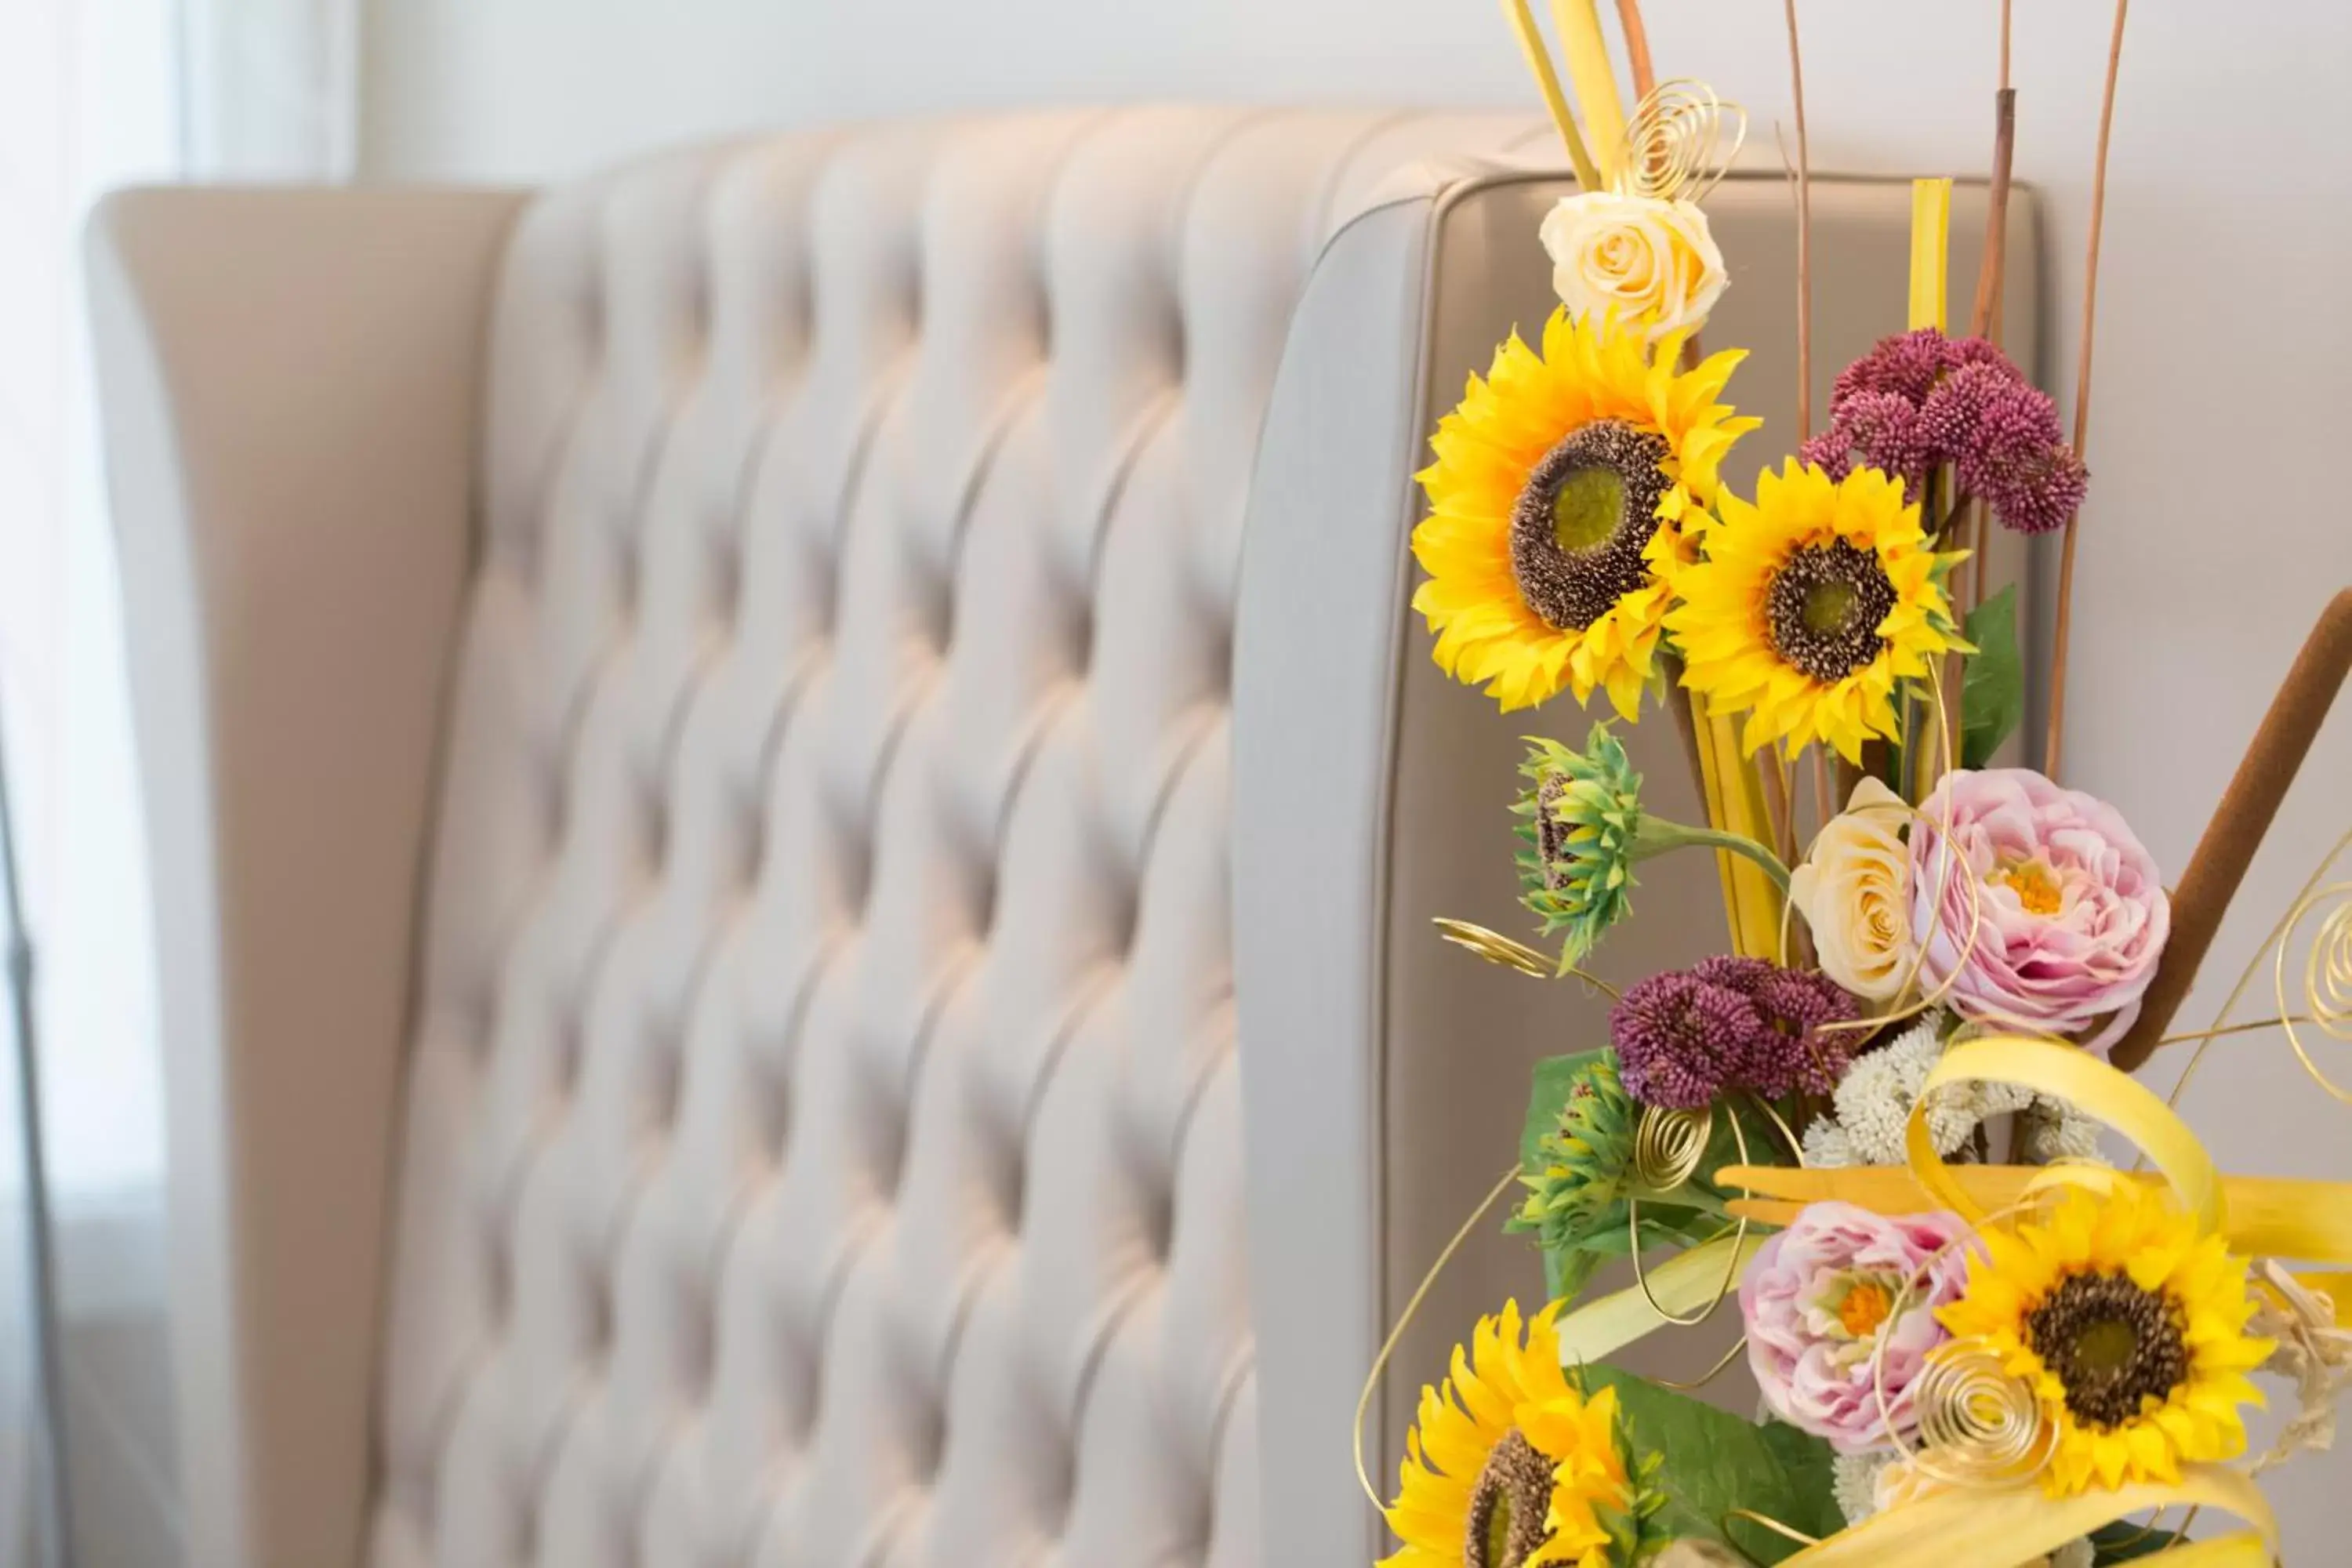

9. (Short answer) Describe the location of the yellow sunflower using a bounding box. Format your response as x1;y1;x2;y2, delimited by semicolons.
1411;309;1759;716
1667;460;1967;763
1382;1299;1631;1568
1937;1182;2274;1497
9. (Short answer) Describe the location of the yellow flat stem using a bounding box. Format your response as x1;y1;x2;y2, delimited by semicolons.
1549;0;1627;187
1721;1163;2352;1265
1907;177;1952;332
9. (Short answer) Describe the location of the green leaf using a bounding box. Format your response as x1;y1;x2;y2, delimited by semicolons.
1575;1367;1844;1566
2089;1522;2190;1563
1960;583;2024;768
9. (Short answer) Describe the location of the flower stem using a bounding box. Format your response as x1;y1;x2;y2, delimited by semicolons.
1634;818;1794;892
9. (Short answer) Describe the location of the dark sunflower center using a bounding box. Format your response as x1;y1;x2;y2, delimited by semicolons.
1509;419;1672;633
1763;538;1900;682
1465;1428;1559;1568
2025;1270;2190;1430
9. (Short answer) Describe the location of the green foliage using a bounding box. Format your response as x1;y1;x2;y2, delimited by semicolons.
2089;1522;2190;1563
1574;1367;1844;1566
1515;1052;1716;1302
1960;583;2025;768
1515;1054;1799;1301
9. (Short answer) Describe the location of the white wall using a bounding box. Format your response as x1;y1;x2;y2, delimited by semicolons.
361;0;2352;1546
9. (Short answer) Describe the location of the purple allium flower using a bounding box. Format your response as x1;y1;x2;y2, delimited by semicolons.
1612;958;1861;1105
1745;967;1861;1094
1915;361;2063;458
1610;970;1762;1109
1830;328;1959;405
1691;953;1773;992
1818;328;2087;535
1965;434;2089;537
1800;390;1932;497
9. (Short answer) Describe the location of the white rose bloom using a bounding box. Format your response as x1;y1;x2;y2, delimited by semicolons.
1538;191;1729;340
1788;776;1919;1001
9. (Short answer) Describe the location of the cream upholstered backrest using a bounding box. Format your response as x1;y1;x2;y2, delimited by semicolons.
362;111;1549;1568
89;107;2037;1568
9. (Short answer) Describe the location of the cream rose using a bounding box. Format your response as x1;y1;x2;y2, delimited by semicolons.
1788;777;1916;1001
1538;191;1729;340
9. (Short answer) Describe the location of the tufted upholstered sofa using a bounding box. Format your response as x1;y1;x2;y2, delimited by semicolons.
86;109;2034;1568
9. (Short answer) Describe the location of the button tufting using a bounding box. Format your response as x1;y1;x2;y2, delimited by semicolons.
615;540;643;623
1142;1182;1175;1267
708;528;744;633
360;111;1410;1568
641;786;671;877
732;800;766;895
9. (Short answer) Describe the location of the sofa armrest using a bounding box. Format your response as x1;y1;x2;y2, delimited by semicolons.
86;186;523;1568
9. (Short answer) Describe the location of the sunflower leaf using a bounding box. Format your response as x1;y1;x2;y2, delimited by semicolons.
1573;1366;1844;1565
1960;583;2024;768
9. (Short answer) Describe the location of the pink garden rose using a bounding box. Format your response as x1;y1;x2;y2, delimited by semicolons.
1740;1203;1970;1453
1909;767;2169;1051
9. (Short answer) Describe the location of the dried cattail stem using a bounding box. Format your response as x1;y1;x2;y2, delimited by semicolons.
2109;590;2352;1073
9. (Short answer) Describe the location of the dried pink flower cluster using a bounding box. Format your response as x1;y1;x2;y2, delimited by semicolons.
1611;956;1859;1108
1798;328;2089;535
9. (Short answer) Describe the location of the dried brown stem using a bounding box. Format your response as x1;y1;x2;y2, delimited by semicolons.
1615;0;1657;100
1782;0;1814;441
2046;0;2130;781
1969;89;2016;344
2108;590;2352;1072
1762;747;1798;869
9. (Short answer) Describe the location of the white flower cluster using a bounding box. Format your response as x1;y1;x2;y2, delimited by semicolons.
1798;1011;2108;1170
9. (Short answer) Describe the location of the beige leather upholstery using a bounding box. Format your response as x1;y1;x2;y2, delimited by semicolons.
89;111;2037;1568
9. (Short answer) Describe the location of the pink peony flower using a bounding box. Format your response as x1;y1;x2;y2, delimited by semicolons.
1909;768;2169;1050
1740;1203;1971;1452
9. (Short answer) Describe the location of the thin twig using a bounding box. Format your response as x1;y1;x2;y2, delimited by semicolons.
2046;0;2129;780
1615;0;1657;100
1761;746;1798;869
1969;89;2016;345
1810;745;1836;833
1782;0;1814;441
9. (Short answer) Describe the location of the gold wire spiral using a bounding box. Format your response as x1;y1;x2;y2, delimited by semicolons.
2279;880;2352;1102
1633;1103;1713;1192
1907;1338;2055;1486
1616;78;1748;205
1431;917;1552;978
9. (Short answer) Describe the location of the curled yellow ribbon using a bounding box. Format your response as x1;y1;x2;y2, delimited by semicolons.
1904;1034;2223;1234
1780;1463;2276;1566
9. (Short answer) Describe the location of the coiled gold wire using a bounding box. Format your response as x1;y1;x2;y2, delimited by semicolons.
1431;917;1552;978
1907;1338;2055;1486
1617;78;1748;205
2280;880;2352;1102
1633;1103;1712;1191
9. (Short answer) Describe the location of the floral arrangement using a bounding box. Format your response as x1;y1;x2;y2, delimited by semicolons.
1367;4;2352;1566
